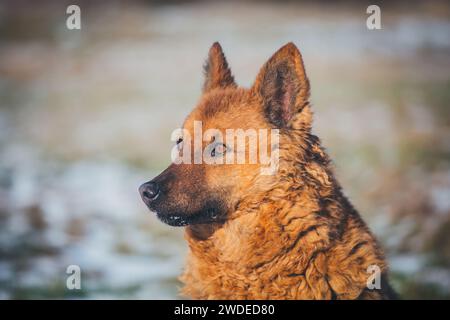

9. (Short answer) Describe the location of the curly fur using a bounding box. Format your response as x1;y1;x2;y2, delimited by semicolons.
180;104;394;299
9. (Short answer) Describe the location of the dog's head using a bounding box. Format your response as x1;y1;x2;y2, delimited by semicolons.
139;42;312;226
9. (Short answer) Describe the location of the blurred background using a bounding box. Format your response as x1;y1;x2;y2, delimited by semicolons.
0;0;449;299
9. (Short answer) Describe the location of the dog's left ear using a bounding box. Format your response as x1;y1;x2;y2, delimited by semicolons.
203;42;237;93
252;42;310;128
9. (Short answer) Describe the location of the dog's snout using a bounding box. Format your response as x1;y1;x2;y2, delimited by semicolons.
139;181;160;203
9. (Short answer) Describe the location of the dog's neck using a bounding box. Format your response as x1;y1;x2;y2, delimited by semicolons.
182;176;387;299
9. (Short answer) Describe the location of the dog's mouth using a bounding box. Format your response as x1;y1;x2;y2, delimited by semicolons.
154;207;225;227
156;213;190;227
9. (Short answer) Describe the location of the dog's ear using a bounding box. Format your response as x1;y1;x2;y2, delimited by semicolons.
252;42;310;128
203;42;236;93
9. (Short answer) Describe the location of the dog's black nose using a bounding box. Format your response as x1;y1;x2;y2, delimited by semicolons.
139;181;160;203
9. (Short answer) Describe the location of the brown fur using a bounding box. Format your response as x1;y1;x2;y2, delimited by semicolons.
140;42;396;299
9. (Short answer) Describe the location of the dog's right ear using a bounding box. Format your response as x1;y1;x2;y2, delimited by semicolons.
252;43;310;128
203;42;237;93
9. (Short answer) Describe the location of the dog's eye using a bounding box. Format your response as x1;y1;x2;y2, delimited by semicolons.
176;137;183;151
211;143;227;157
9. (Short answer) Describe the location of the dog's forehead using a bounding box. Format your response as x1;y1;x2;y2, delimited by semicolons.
199;88;247;118
183;88;265;131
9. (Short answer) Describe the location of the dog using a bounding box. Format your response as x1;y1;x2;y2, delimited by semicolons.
139;42;396;299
